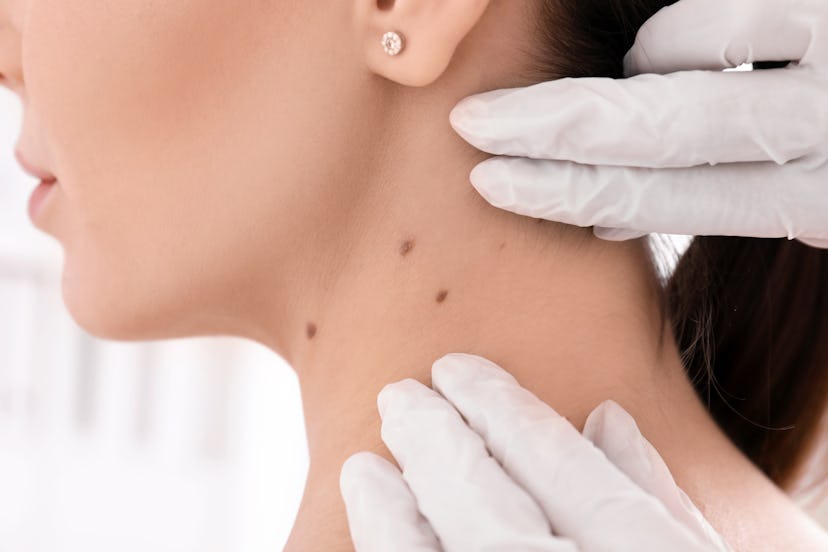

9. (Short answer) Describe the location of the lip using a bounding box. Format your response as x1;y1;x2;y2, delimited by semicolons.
14;149;57;183
28;179;57;223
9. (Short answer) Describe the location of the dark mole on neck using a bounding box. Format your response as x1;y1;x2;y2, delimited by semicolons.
306;322;317;340
436;289;449;304
399;238;415;257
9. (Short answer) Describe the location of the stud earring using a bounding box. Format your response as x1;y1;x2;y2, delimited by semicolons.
381;31;405;56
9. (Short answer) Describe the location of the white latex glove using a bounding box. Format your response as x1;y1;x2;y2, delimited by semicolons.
340;353;731;551
449;0;828;248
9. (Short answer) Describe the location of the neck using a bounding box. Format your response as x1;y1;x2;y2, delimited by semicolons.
249;90;823;551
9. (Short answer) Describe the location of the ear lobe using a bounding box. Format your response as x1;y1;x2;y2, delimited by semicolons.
356;0;491;87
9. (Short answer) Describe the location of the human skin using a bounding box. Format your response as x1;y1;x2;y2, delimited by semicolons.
1;0;826;550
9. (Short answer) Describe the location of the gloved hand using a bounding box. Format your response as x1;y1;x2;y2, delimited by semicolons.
449;0;828;248
340;353;731;551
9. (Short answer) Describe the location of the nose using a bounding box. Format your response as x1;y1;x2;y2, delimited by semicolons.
0;2;24;95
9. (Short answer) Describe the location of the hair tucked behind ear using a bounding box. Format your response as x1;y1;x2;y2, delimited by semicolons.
530;0;828;488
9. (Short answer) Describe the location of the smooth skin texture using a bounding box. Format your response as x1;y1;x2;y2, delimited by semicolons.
0;1;826;550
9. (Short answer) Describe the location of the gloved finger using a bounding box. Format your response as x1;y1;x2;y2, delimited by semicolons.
624;0;824;76
431;353;709;552
583;401;731;551
470;156;828;243
340;451;442;552
450;69;824;168
592;227;648;241
378;379;578;552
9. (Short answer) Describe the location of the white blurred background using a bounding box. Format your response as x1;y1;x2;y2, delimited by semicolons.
0;91;308;551
1;84;826;551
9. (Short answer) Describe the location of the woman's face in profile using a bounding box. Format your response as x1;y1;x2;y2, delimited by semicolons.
3;0;370;339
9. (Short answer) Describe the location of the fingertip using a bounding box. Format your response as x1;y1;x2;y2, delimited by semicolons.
450;87;524;132
431;353;514;394
468;159;492;190
376;383;392;419
599;399;640;432
431;353;481;393
583;399;643;444
377;378;427;419
605;400;637;426
449;91;509;149
431;352;473;375
449;96;484;139
469;158;515;210
583;400;615;439
339;451;376;496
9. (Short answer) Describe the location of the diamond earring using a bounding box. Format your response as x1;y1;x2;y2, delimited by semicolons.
381;31;405;56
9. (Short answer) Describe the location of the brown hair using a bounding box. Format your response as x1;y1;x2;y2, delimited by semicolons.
530;0;828;488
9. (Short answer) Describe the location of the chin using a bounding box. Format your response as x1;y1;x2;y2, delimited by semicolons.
60;274;188;342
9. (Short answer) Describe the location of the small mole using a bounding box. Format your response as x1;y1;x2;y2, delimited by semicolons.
436;289;449;304
399;239;415;257
499;242;507;251
306;322;317;340
536;217;545;224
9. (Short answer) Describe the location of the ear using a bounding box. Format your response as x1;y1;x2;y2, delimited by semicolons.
355;0;491;87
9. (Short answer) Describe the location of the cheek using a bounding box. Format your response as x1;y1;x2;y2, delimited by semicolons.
24;0;270;186
20;1;277;335
21;0;364;337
